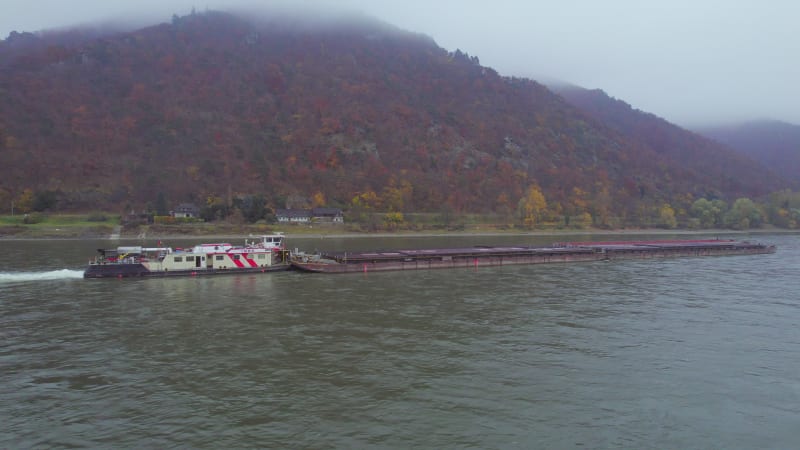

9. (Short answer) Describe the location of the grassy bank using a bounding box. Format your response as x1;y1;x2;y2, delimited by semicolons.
0;213;118;238
0;213;792;239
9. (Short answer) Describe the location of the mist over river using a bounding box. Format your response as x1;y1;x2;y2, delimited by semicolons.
1;233;798;448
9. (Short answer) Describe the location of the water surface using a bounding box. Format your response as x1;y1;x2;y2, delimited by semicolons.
1;234;798;448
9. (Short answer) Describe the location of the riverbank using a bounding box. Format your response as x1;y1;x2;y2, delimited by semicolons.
0;223;795;240
2;212;797;240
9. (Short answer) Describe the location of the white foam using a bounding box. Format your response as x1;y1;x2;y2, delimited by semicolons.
0;269;84;283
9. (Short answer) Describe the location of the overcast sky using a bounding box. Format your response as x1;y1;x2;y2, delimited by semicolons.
2;0;798;127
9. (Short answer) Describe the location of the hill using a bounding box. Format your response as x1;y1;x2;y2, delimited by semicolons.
551;84;793;194
694;120;800;184
0;10;791;225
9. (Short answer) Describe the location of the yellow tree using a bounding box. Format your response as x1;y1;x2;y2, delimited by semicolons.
350;190;381;226
351;190;381;211
311;191;326;208
383;211;405;230
381;178;413;212
16;189;34;214
517;184;547;228
658;203;677;229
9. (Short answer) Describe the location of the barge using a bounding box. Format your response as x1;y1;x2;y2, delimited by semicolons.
290;239;775;274
84;233;290;278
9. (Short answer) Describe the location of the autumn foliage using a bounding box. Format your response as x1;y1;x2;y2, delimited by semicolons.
0;10;792;226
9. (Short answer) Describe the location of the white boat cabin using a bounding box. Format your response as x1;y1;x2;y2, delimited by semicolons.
109;234;287;272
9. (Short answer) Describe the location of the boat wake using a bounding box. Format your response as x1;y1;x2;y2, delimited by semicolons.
0;269;84;283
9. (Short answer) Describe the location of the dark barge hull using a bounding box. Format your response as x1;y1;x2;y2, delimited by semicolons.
291;239;775;274
83;263;291;278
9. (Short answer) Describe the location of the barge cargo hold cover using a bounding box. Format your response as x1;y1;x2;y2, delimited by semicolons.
290;239;776;274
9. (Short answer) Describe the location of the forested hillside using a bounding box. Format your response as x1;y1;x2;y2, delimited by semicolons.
0;10;791;227
694;120;800;184
552;85;795;192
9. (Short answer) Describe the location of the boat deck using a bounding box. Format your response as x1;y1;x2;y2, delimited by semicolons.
315;239;762;263
293;239;775;273
320;245;597;263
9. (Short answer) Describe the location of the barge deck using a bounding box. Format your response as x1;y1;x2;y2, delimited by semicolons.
290;239;775;274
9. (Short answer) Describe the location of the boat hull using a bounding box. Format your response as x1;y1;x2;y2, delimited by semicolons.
83;263;291;278
291;240;776;274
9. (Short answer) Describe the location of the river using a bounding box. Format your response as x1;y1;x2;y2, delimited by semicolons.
1;233;798;448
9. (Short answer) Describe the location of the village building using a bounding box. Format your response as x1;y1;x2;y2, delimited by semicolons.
310;207;344;223
276;207;344;224
172;203;200;218
276;208;311;223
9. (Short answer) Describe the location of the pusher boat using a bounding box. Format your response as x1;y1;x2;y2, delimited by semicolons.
84;233;290;278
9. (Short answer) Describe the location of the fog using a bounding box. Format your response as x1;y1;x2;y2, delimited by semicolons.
2;0;798;127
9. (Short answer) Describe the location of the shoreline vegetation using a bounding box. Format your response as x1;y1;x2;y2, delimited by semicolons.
0;213;794;240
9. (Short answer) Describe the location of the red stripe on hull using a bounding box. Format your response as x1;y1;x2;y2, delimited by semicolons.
228;254;245;268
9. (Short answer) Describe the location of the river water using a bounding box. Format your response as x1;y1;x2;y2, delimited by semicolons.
1;233;798;448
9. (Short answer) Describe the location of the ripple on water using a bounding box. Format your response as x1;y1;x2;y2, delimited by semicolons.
0;235;799;448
